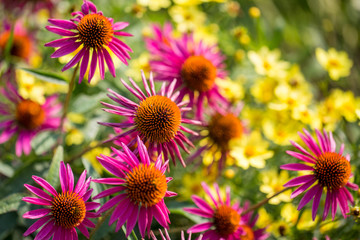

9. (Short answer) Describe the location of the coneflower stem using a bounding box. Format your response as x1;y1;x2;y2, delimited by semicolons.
241;187;291;216
58;63;79;144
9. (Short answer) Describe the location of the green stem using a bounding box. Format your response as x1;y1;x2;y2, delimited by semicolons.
58;63;79;144
89;205;116;239
241;187;291;216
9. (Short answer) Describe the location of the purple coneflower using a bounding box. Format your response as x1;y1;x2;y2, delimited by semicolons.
145;23;228;119
0;82;61;156
92;137;177;238
281;129;359;220
239;201;269;240
184;182;243;240
22;161;99;239
99;71;200;167
188;105;244;171
150;229;203;240
45;0;132;83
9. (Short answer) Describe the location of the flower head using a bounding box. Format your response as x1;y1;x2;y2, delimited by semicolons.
45;0;132;83
92;137;177;238
0;21;37;63
184;182;242;240
188;105;244;172
22;161;99;239
0;82;61;156
145;23;228;119
315;48;353;81
99;71;200;167
281;129;359;220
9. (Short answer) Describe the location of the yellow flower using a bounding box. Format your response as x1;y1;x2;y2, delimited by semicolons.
216;77;244;103
230;131;273;170
233;26;251;45
315;48;353;80
296;209;318;230
16;70;46;104
330;89;360;122
262;109;303;146
194;24;219;45
125;53;151;81
251;77;278;104
65;113;86;146
169;5;206;33
178;170;210;200
256;208;272;229
65;128;84;146
83;142;110;175
249;7;261;18
259;170;291;204
137;0;170;11
280;203;299;224
248;47;290;78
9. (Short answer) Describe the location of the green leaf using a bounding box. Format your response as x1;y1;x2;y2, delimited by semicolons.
46;146;63;189
20;68;67;85
0;162;14;178
71;93;106;114
0;193;27;215
82;158;106;205
31;131;60;155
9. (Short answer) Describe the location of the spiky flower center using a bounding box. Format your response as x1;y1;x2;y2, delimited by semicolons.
77;13;113;49
51;192;86;229
0;32;31;60
208;113;243;150
16;100;45;130
134;95;181;143
213;205;240;237
314;152;351;191
181;55;217;92
240;224;255;240
126;163;167;207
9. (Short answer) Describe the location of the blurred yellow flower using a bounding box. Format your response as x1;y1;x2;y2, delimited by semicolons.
230;131;274;169
251;77;278;104
216;77;244;103
137;0;170;11
248;47;290;78
330;89;360;122
233;26;251;45
315;48;353;81
65;128;84;146
249;7;261;18
83;142;110;174
296;209;318;230
125;52;151;81
194;24;219;45
259;170;291;204
169;5;206;32
262;109;303;145
178;171;210;200
16;70;46;104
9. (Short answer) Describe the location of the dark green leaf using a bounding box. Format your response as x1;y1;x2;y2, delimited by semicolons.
0;193;27;215
46;146;63;189
31;131;60;155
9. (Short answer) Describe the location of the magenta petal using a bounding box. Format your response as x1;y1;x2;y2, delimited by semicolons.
103;49;116;77
322;190;331;220
126;206;139;237
284;175;315;187
91;178;126;185
74;170;87;194
331;190;337;220
138;207;148;238
59;161;68;193
51;41;81;58
187;222;213;233
78;223;90;238
32;176;58;197
183;207;213;218
45;26;77;36
62;47;86;71
34;219;55;240
280;163;314;171
23;208;51;219
24;184;53;201
22;197;52;206
297;184;321;210
98;48;105;79
23;215;52;236
48;19;77;29
88;49;98;83
113;22;129;30
290;178;317;198
79;49;90;83
96;194;126;213
312;186;323;220
86;202;101;211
